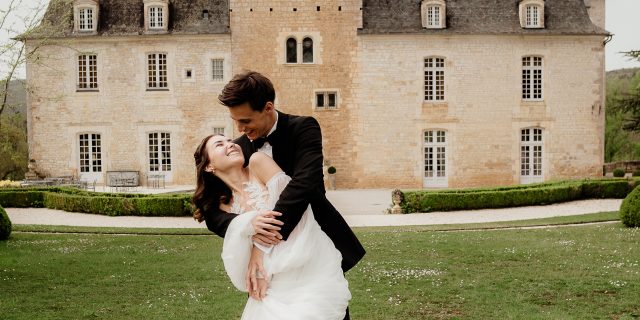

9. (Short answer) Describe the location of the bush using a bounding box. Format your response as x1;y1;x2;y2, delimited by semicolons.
613;168;626;177
620;185;640;227
400;178;637;214
0;205;11;240
328;166;337;174
0;187;193;217
633;170;640;177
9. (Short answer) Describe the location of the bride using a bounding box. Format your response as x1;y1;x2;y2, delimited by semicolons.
192;134;351;319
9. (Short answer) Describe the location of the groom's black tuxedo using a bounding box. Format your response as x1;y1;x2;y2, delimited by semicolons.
204;111;366;272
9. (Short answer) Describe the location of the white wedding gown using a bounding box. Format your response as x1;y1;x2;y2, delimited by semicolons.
221;172;351;320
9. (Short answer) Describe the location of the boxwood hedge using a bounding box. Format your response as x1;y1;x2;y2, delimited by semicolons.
0;187;193;217
400;178;636;214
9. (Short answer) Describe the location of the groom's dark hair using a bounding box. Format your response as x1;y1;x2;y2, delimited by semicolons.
218;71;276;112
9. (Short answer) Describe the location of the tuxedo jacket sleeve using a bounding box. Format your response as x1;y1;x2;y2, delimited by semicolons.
272;116;325;240
204;208;238;238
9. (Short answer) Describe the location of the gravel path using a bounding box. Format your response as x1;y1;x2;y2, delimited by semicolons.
5;198;622;228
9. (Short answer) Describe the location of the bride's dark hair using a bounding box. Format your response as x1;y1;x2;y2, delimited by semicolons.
192;134;233;222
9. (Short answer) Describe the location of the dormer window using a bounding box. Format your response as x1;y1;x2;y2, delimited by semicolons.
421;0;446;29
144;0;169;32
519;0;545;29
73;0;99;34
149;7;164;29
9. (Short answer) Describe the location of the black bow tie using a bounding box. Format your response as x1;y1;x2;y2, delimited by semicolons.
252;135;273;149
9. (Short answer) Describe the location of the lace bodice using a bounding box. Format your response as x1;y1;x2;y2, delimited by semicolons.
230;180;270;214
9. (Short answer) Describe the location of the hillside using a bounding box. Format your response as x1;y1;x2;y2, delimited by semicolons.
0;79;27;115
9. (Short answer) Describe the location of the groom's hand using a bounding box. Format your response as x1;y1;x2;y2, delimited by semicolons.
251;211;284;246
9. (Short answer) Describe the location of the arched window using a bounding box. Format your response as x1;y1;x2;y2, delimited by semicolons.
286;38;297;63
421;0;446;29
302;37;314;63
519;0;545;29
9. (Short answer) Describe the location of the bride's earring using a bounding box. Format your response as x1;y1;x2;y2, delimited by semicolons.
206;164;215;174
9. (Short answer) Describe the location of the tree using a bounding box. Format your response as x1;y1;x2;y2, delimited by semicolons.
0;0;47;180
618;51;640;132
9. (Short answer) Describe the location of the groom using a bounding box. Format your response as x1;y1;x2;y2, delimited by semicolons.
203;71;365;319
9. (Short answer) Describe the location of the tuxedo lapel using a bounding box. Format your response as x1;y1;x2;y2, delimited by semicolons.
271;111;290;173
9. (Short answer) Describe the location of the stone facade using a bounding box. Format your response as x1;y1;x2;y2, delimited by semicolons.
24;0;608;188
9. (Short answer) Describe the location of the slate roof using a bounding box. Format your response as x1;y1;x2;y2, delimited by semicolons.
359;0;609;35
26;0;229;39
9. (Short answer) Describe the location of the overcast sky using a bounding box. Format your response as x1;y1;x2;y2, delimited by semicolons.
1;0;639;79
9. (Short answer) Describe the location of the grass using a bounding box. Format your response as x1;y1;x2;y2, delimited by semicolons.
1;217;639;319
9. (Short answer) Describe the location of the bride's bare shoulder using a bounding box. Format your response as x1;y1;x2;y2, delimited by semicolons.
248;152;282;185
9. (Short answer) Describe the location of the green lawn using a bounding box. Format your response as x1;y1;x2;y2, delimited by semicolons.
1;221;639;319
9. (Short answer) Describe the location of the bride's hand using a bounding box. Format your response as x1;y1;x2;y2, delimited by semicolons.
251;211;284;246
247;246;269;300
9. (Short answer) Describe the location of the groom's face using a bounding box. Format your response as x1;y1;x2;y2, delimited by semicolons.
228;102;275;141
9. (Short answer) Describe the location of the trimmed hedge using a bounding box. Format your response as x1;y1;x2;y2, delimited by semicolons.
0;187;193;217
0;205;11;240
620;186;640;227
401;178;636;214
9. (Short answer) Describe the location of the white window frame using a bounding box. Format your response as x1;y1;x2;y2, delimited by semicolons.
78;133;103;181
211;58;224;81
77;54;98;90
78;7;94;31
314;90;338;110
148;6;164;29
148;132;172;173
525;5;541;28
520;128;544;184
427;5;441;28
424;57;445;101
212;127;225;136
522;56;543;101
147;53;168;90
423;130;448;188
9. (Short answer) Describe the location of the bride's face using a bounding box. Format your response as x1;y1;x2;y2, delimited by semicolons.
205;135;244;173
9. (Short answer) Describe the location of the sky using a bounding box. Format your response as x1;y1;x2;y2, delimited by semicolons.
1;0;640;79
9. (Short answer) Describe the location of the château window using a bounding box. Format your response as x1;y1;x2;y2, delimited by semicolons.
315;91;338;109
423;130;448;188
427;6;440;27
147;53;168;89
77;54;98;90
144;0;169;32
424;57;445;101
79;133;102;173
519;0;545;29
149;132;171;172
302;37;314;63
285;36;315;64
526;5;540;27
73;0;99;34
522;56;543;100
149;7;164;29
79;8;94;31
286;38;298;63
520;128;543;183
421;0;446;29
213;127;225;135
212;59;224;81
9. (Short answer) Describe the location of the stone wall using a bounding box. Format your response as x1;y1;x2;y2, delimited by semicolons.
26;35;233;184
354;35;605;188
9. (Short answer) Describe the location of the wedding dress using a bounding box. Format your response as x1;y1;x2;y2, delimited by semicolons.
221;172;351;320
